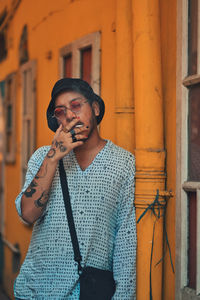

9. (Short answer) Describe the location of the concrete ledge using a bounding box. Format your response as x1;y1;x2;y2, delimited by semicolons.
182;287;200;300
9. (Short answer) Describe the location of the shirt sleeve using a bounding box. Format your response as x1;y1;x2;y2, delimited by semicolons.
15;146;50;217
112;161;137;300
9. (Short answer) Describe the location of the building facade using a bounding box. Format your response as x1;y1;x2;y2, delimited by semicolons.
0;0;198;300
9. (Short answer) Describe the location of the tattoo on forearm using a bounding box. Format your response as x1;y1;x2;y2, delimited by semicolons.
24;180;38;197
34;191;49;209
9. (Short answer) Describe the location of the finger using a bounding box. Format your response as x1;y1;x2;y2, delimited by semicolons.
56;124;62;132
62;127;69;133
72;135;77;143
65;118;81;131
62;127;87;139
72;134;88;142
71;140;84;149
69;129;76;137
54;124;63;138
61;122;77;133
69;125;89;135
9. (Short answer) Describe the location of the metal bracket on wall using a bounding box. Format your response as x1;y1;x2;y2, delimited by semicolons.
2;237;21;273
2;237;20;255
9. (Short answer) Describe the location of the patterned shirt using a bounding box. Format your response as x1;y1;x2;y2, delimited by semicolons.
14;140;137;300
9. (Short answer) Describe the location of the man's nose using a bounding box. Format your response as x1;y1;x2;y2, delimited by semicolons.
65;108;76;121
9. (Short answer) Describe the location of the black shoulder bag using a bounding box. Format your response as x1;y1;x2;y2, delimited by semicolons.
59;159;116;300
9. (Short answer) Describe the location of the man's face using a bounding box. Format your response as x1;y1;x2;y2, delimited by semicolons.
54;91;99;139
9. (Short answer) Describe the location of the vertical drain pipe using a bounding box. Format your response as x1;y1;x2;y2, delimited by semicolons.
132;0;166;299
115;0;135;153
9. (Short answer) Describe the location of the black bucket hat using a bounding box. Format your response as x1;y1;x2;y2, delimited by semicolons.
47;78;105;132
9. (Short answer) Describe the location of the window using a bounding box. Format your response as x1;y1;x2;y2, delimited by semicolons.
188;84;200;181
20;60;36;185
80;46;92;84
63;54;72;78
184;0;200;294
59;32;101;93
4;73;16;163
177;0;200;298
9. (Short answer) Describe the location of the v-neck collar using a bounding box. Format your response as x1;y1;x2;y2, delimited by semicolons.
71;140;109;173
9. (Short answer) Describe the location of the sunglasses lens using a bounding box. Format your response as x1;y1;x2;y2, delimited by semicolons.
70;101;82;113
54;108;65;119
53;100;86;119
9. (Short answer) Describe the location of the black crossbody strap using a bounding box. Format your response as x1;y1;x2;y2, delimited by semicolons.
58;159;82;273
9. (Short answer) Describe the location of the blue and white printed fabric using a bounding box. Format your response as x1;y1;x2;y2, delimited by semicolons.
14;140;137;300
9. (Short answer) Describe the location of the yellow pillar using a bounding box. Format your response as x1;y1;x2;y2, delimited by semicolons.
132;1;166;299
115;0;134;153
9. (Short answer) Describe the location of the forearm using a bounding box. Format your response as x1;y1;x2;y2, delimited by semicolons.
21;155;58;224
21;122;86;224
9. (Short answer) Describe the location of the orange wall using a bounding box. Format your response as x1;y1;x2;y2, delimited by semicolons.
0;0;117;298
0;0;177;299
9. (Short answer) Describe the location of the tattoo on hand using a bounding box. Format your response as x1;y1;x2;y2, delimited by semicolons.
34;191;49;209
24;180;38;197
51;140;67;154
47;148;56;158
59;144;67;152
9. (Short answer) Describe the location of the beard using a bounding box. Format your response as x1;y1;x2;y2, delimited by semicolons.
79;111;97;143
88;113;96;137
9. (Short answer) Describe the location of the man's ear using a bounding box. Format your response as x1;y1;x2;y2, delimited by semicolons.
92;101;100;117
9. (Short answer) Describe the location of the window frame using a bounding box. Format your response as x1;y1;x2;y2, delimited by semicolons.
59;31;101;94
4;72;17;164
176;0;200;298
20;60;36;186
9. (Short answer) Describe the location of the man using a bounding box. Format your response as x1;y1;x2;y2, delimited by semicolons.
14;78;137;299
